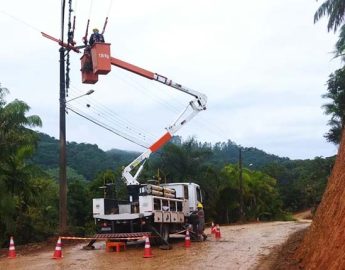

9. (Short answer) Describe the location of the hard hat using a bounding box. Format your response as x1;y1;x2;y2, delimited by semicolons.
93;28;99;33
197;202;203;208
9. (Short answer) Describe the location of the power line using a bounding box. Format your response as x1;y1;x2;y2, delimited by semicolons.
67;104;149;148
68;86;157;141
0;10;41;33
112;68;182;114
106;0;113;17
109;67;230;143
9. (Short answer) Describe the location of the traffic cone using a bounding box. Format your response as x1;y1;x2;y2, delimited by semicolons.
52;237;63;259
211;222;216;234
215;224;221;240
184;230;191;248
143;236;153;258
8;236;16;258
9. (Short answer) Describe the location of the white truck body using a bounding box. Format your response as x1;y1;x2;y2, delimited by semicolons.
92;182;202;224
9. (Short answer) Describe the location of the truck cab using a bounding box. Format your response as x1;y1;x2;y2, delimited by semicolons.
160;182;202;214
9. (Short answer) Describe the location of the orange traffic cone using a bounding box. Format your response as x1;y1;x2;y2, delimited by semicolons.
8;236;16;258
52;237;63;259
215;224;221;240
184;230;191;248
211;222;216;234
143;236;153;258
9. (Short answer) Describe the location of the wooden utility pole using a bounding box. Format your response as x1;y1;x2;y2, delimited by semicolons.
239;148;244;222
59;0;67;234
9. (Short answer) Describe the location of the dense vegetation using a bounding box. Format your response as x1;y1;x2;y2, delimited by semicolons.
0;83;335;248
0;87;58;246
30;130;334;225
145;139;333;221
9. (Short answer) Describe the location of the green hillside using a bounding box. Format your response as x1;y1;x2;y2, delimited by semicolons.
30;133;292;181
30;133;139;180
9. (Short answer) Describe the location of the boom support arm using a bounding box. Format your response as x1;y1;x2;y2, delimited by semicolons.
113;57;207;185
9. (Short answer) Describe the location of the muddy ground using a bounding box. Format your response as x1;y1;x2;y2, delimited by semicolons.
256;227;308;270
0;221;310;270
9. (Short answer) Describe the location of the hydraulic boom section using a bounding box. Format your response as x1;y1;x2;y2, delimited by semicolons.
120;71;207;186
122;78;207;185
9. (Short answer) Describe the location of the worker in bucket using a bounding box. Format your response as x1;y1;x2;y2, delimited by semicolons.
196;202;207;241
89;28;105;46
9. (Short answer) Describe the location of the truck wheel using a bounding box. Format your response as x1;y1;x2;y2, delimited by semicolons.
149;223;170;246
160;224;169;243
159;224;172;249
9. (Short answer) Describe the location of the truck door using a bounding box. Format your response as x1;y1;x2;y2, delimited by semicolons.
196;186;202;203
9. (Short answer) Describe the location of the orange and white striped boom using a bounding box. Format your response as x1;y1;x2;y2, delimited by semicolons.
113;57;207;185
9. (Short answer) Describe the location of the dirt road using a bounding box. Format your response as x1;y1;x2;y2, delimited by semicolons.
0;221;310;270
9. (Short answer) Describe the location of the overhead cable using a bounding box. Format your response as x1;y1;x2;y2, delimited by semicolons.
67;104;150;148
68;86;157;141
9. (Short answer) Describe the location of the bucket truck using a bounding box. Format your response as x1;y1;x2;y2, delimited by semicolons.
86;43;208;244
40;33;208;243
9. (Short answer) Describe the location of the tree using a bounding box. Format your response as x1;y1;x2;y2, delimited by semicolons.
68;179;91;235
150;137;212;182
314;1;345;142
322;67;345;144
0;87;49;246
200;165;231;222
0;88;42;195
0;98;42;161
315;1;345;57
314;0;345;32
220;164;285;222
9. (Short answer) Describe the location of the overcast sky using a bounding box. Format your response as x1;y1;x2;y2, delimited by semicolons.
0;0;342;159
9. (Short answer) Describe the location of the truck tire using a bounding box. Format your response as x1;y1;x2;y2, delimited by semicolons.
150;223;170;245
160;224;170;243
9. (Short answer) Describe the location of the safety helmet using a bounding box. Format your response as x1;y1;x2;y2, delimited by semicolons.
197;202;203;208
93;28;99;33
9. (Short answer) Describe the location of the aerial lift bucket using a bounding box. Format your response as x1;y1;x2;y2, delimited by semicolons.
91;43;111;75
80;53;98;84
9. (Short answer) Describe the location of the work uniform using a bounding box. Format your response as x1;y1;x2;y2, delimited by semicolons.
89;32;105;46
197;208;205;236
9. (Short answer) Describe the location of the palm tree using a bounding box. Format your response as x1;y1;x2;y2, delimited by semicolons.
0;88;42;194
315;0;345;56
314;3;345;140
0;98;42;160
314;0;345;32
335;25;345;57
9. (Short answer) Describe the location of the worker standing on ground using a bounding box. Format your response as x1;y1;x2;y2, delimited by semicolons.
197;202;207;241
89;28;105;46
